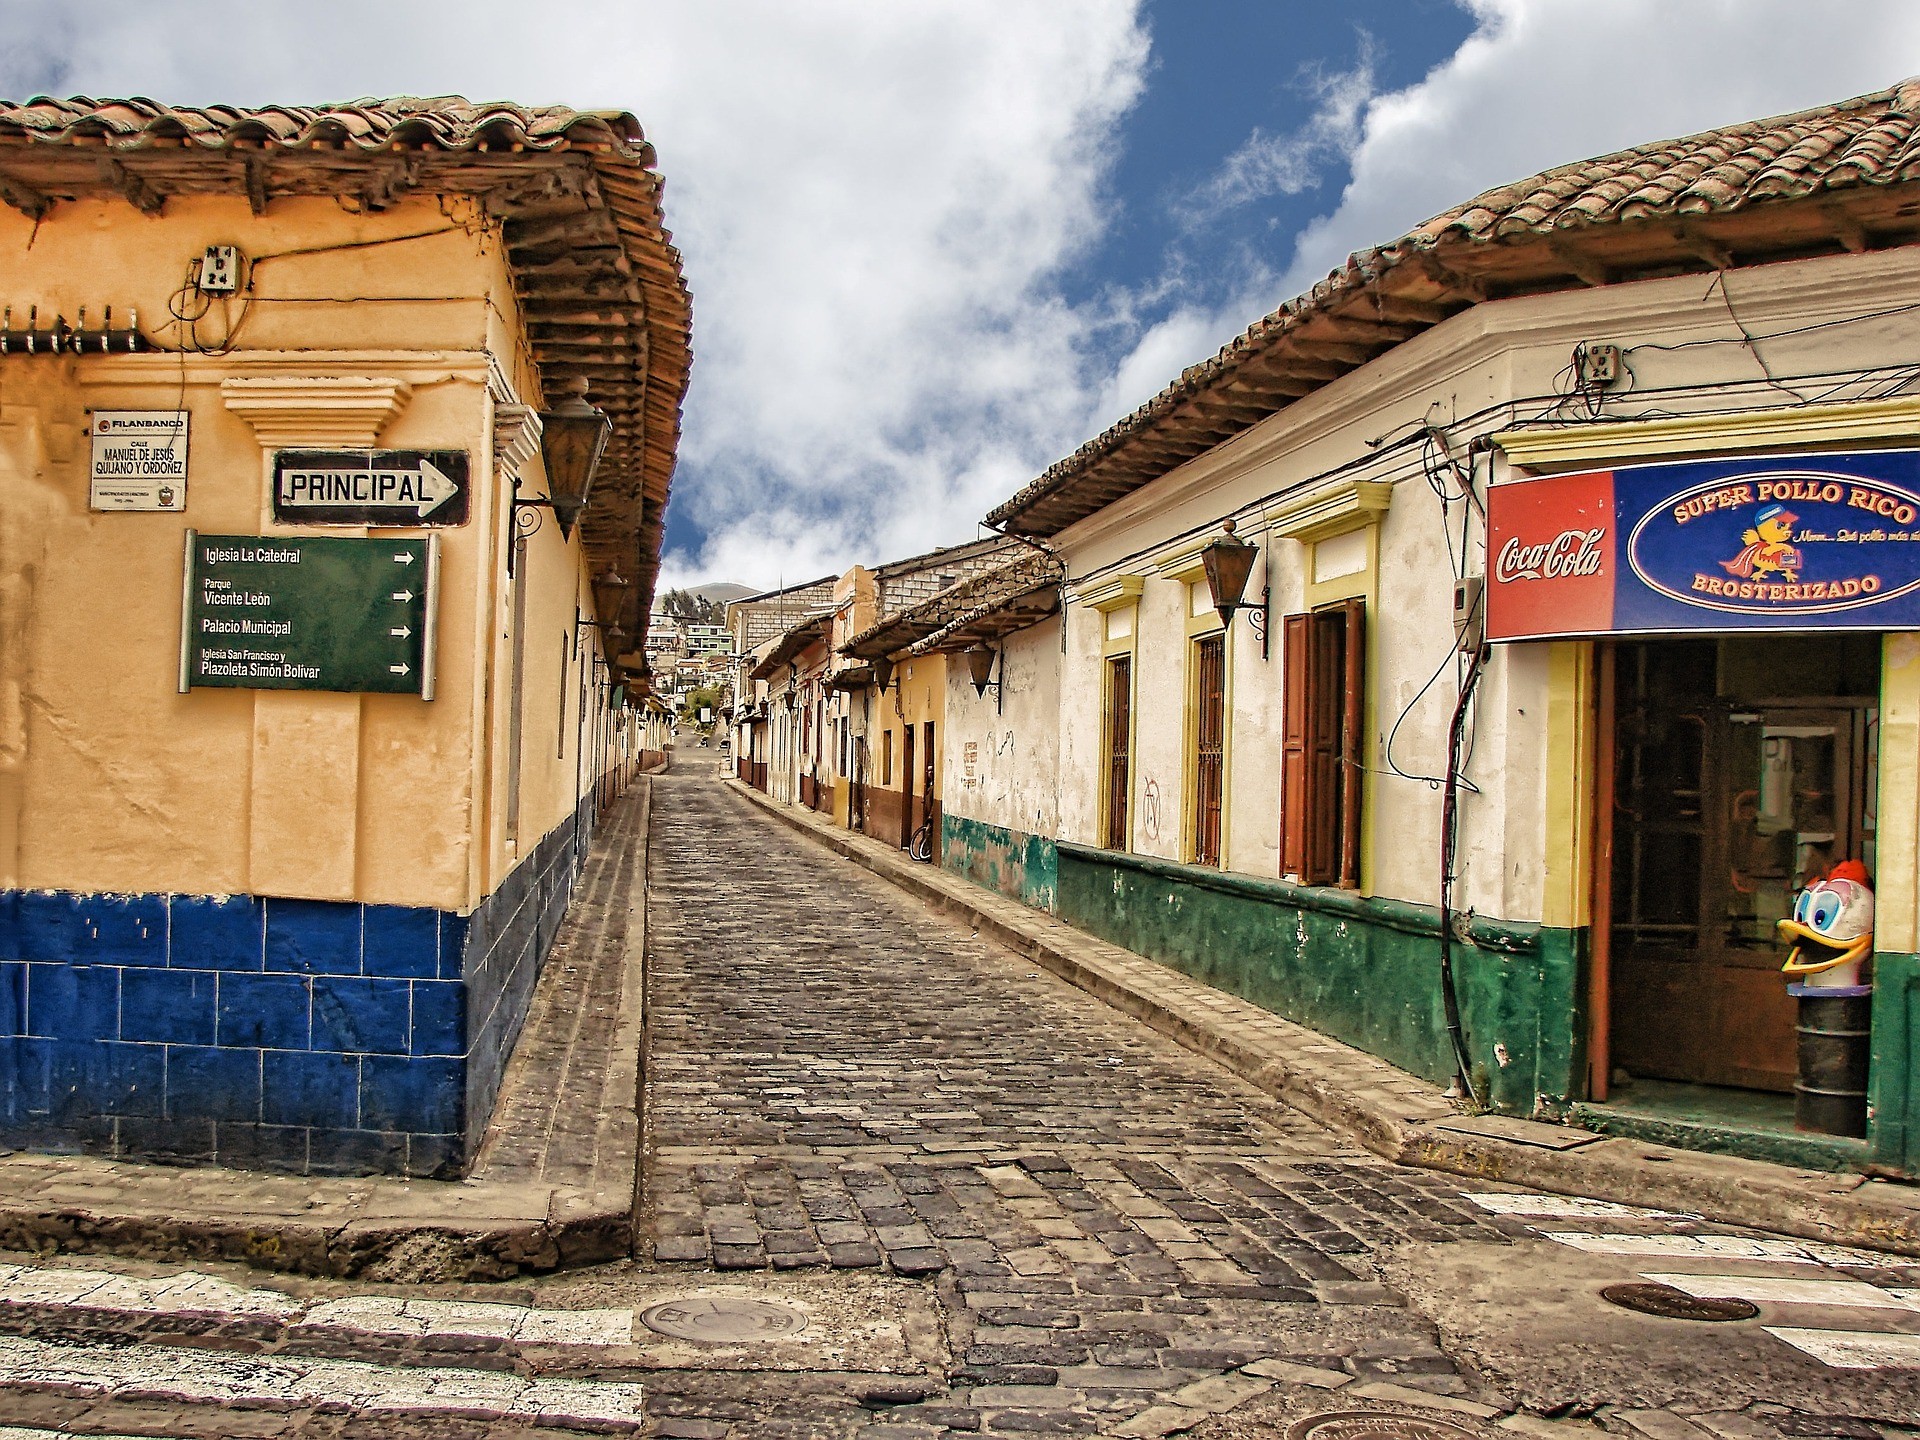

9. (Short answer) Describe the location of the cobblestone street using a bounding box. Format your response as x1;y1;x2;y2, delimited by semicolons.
640;764;1528;1436
0;764;1913;1435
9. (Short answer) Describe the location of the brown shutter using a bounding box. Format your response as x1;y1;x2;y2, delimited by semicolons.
1192;635;1226;866
1338;598;1366;889
1279;613;1312;878
1305;609;1344;886
1106;655;1132;849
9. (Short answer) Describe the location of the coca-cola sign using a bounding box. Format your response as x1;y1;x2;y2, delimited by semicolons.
1495;527;1606;583
1485;448;1920;640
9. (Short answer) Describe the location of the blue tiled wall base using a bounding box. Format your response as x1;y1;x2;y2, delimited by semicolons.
0;806;589;1178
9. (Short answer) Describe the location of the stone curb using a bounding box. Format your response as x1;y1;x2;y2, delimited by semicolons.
722;776;1920;1258
0;782;656;1282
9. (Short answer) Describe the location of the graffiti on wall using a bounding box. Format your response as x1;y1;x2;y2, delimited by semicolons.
958;728;1017;805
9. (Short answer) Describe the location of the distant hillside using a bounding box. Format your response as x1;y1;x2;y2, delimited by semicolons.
654;581;757;627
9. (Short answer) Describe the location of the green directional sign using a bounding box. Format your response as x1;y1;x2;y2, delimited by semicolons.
178;532;439;697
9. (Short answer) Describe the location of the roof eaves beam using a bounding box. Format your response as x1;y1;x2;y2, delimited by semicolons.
97;158;165;216
1672;223;1734;271
1547;237;1610;287
1369;291;1455;327
0;170;50;221
245;156;270;216
1821;204;1873;254
1414;252;1490;303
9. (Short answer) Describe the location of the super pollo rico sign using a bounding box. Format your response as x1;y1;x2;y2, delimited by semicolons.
1485;449;1920;640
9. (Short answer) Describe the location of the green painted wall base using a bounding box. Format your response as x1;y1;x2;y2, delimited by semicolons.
1054;843;1582;1117
941;815;1057;912
1870;950;1920;1177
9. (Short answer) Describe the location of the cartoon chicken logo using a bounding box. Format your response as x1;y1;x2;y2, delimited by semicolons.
1721;503;1803;583
1778;860;1874;988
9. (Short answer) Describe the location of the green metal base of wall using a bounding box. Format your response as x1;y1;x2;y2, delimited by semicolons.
1870;950;1920;1176
1054;842;1581;1117
941;814;1058;912
1571;1081;1871;1174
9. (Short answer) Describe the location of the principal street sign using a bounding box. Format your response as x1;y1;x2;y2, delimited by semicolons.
178;532;439;697
271;449;470;526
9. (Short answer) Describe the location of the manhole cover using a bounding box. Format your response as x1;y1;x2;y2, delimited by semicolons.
638;1295;810;1343
1600;1281;1760;1322
1288;1413;1481;1440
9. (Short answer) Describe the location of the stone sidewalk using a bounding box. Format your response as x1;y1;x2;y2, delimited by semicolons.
723;774;1920;1259
0;782;652;1281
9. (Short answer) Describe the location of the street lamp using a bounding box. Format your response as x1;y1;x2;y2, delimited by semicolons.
593;566;629;631
966;644;997;696
967;644;1003;714
1200;518;1259;629
505;379;613;578
871;653;895;692
536;377;612;539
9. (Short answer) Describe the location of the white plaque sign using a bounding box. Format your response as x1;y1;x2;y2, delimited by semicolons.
89;411;189;511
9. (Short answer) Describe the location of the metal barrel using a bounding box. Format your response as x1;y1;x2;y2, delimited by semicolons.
1794;992;1872;1138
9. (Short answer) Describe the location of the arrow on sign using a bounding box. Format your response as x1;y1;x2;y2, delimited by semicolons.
392;589;415;603
394;552;415;564
390;625;413;639
390;664;411;676
276;457;460;519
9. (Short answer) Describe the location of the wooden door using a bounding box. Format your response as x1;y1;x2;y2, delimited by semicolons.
1105;655;1132;849
1610;643;1871;1092
922;722;936;831
901;724;916;849
1192;635;1225;866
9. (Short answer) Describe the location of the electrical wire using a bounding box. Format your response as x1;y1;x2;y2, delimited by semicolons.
1438;633;1488;1106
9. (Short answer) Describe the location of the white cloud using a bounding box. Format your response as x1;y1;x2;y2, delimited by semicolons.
1282;0;1920;295
1;1;1150;590
11;2;1918;589
1176;41;1378;230
1084;0;1920;484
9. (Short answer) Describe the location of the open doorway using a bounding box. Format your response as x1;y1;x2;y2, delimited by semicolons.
1600;634;1879;1098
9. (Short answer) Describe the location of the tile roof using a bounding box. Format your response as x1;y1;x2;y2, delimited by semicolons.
847;549;1063;659
0;95;691;644
988;77;1920;537
748;613;832;681
728;578;839;650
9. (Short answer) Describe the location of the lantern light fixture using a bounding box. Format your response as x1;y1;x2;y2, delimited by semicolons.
507;378;612;576
536;377;612;539
1200;518;1259;630
871;653;895;692
967;643;1003;713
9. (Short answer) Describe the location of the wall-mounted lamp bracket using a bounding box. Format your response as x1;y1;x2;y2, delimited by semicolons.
967;644;1004;715
507;477;553;579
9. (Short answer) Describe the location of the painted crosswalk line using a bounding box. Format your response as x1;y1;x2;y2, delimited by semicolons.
1639;1273;1920;1311
298;1294;635;1346
0;1334;644;1423
1764;1328;1920;1369
0;1261;300;1318
1542;1232;1899;1267
1465;1194;1689;1221
0;1261;635;1348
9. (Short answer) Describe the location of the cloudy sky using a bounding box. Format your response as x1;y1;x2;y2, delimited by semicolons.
6;1;1920;590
